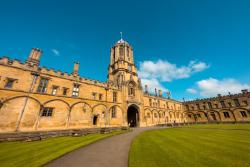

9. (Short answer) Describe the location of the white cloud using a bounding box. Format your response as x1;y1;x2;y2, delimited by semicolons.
138;60;209;82
186;88;197;94
187;78;250;97
51;49;60;56
138;59;209;94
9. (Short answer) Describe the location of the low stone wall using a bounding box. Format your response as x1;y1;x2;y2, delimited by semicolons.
0;126;129;142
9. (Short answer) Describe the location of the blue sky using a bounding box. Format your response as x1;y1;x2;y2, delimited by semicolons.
0;0;250;100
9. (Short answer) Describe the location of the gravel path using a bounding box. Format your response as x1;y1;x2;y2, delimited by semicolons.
45;127;161;167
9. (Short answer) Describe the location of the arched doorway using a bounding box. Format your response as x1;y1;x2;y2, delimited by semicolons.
93;115;98;125
127;105;139;127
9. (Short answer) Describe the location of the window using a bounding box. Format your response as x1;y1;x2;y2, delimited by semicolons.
128;87;135;96
128;65;132;71
154;113;157;118
203;105;206;110
111;106;116;118
37;78;49;93
196;114;201;118
149;99;152;106
147;113;150;118
214;104;218;108
5;78;15;88
196;104;200;110
99;94;103;100
223;112;230;118
186;105;189;111
127;47;130;58
63;87;68;96
41;107;53;117
204;113;208;118
220;101;226;108
119;46;124;58
188;114;192;118
72;83;80;97
228;102;232;107
243;100;248;106
51;86;58;95
92;92;96;100
240;111;247;117
158;100;160;107
113;92;117;102
234;99;240;107
208;102;213;109
191;106;194;110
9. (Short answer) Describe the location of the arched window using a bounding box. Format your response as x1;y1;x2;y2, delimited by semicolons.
128;82;135;96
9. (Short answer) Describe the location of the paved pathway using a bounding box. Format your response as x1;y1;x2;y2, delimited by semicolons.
45;127;162;167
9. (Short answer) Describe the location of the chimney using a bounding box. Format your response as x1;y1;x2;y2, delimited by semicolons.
73;61;80;76
145;84;148;94
26;48;42;66
158;90;162;97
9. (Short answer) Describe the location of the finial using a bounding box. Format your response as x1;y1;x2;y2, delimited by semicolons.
120;32;123;39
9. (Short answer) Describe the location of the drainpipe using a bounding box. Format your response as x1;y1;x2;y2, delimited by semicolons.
15;72;39;132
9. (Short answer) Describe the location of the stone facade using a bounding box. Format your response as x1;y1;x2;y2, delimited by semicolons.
0;38;249;133
183;91;250;123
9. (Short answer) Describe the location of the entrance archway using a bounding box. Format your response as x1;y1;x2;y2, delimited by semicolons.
127;105;139;127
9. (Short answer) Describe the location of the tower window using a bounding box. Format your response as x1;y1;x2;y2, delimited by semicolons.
128;83;135;96
72;83;80;97
128;65;132;71
149;99;152;106
113;92;117;102
37;77;49;93
119;46;124;59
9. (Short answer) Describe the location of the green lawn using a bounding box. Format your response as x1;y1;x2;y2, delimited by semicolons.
129;124;250;167
0;130;125;167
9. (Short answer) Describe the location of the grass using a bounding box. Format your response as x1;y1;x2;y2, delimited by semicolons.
0;130;126;167
129;124;250;167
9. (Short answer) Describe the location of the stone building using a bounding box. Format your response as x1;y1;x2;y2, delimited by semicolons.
0;38;184;132
0;38;249;133
183;91;250;123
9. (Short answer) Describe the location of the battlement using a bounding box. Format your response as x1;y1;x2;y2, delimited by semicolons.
144;92;182;104
184;90;250;104
0;56;117;89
